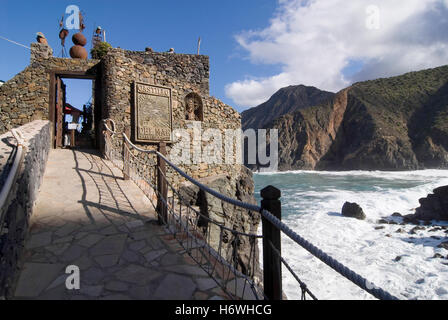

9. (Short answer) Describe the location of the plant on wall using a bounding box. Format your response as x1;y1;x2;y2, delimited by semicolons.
90;42;112;59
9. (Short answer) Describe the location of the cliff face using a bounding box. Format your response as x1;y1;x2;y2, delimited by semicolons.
179;166;260;279
271;89;349;170
266;65;448;171
241;85;335;130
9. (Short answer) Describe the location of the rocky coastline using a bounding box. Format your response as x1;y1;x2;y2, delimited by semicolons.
339;185;448;264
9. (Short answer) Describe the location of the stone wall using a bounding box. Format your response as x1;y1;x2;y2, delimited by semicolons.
30;42;54;62
102;48;211;127
0;120;51;298
0;43;100;135
102;48;243;185
121;49;210;96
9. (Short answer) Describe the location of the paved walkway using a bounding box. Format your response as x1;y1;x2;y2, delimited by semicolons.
11;149;227;300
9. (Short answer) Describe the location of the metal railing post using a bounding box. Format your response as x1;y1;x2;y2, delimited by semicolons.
123;138;130;180
157;142;168;225
261;185;282;300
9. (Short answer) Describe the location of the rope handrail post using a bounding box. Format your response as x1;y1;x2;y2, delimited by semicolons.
261;185;283;300
156;142;168;225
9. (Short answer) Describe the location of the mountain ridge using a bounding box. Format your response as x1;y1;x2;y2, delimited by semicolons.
243;65;448;171
241;84;335;130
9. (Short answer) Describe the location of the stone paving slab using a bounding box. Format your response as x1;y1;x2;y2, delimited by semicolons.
11;149;230;300
14;263;65;298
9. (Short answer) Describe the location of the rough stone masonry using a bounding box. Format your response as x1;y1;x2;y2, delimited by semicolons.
0;120;51;297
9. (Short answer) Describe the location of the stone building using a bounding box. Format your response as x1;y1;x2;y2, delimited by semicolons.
0;41;260;279
1;43;244;178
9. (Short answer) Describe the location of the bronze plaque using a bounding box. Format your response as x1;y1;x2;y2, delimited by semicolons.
133;82;173;143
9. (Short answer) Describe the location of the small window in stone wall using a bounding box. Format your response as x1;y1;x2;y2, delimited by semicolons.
185;93;203;121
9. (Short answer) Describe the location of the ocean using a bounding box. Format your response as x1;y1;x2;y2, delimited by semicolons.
253;170;448;300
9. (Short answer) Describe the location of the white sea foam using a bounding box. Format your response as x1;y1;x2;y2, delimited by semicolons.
254;170;448;300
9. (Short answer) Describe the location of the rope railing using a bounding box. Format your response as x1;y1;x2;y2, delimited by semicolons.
102;119;398;301
260;208;398;300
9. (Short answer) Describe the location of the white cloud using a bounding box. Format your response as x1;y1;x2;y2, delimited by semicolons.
226;0;448;109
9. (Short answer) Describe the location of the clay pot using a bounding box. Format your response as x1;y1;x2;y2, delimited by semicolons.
70;45;88;59
72;32;87;46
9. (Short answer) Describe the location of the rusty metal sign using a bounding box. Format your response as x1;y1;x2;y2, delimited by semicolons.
133;82;173;143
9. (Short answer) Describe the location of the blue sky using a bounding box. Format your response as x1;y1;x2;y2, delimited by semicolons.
2;1;448;112
0;0;279;112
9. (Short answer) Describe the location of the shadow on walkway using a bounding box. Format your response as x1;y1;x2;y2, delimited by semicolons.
10;149;227;300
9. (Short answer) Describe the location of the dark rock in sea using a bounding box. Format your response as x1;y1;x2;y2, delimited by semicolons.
396;228;405;233
378;218;398;225
410;186;448;222
415;278;425;284
409;226;426;234
403;214;419;225
394;256;402;262
375;226;385;230
438;241;448;250
392;212;403;217
433;253;444;259
342;202;366;220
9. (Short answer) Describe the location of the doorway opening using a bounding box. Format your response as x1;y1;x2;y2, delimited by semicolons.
50;72;102;149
